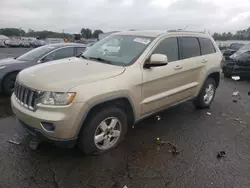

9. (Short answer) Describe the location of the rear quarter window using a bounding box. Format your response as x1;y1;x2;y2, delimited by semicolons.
199;38;216;55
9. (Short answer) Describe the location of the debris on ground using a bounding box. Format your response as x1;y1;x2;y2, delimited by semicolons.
232;91;239;96
206;112;211;115
123;186;128;188
248;91;250;96
232;99;238;103
217;151;226;159
156;138;180;156
7;140;21;145
233;117;244;124
231;76;240;81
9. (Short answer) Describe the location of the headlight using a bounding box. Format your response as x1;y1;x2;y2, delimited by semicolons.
0;66;6;70
41;92;76;105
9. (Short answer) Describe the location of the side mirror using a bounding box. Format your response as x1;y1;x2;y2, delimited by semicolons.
144;54;168;68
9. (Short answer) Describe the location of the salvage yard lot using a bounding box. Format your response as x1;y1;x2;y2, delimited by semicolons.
0;48;250;188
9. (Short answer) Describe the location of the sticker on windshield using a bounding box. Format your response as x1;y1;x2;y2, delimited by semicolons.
133;38;151;45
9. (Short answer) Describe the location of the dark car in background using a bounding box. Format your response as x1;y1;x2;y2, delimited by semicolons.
223;43;244;60
221;43;250;78
0;43;87;95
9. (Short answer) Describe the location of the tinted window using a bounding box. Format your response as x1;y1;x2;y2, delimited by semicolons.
76;47;86;55
153;37;178;62
199;38;216;55
179;37;200;59
44;47;74;62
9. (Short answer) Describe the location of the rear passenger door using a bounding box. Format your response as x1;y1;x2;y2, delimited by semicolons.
177;37;205;96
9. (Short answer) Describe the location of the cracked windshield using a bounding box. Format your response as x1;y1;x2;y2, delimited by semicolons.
1;0;250;188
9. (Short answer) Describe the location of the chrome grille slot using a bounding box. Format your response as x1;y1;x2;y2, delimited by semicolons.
14;83;39;111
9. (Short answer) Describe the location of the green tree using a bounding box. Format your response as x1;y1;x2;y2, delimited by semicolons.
0;28;25;36
92;30;103;38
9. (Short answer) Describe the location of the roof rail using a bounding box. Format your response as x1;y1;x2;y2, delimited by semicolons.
167;30;206;34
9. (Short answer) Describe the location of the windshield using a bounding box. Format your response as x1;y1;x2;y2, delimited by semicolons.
82;35;154;66
231;43;250;59
229;43;244;50
17;45;56;61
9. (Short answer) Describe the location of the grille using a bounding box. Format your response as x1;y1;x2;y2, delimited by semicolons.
14;83;40;111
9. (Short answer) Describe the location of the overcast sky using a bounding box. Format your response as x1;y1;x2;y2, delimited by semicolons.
1;0;250;34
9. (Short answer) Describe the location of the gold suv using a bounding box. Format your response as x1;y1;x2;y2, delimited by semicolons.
11;30;222;154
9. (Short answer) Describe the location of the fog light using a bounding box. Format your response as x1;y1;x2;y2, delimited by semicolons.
41;122;55;132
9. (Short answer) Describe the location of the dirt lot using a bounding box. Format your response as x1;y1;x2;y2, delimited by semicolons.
0;48;250;188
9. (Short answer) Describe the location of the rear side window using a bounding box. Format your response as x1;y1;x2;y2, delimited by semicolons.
153;37;178;62
199;38;216;55
178;37;200;59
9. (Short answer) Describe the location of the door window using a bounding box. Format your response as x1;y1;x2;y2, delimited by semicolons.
199;38;216;55
76;47;86;56
178;37;201;59
152;37;178;62
43;47;74;62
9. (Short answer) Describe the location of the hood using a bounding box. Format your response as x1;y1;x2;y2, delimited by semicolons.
0;58;25;66
17;57;125;92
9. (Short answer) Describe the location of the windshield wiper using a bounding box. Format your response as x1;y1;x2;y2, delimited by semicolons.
88;57;113;64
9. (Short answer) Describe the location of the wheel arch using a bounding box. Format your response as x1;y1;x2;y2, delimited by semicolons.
76;96;136;137
1;70;20;93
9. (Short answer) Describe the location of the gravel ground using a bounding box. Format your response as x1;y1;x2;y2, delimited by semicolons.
0;48;250;188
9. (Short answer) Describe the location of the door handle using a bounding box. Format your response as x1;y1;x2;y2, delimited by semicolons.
201;59;208;63
174;65;183;70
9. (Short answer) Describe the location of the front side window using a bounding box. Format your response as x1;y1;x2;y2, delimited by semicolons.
82;35;154;66
153;37;178;62
44;47;74;62
199;38;216;55
76;47;86;56
17;45;56;61
179;37;201;59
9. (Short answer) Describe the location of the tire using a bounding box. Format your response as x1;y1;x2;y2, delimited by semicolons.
78;106;128;155
2;72;17;95
193;78;216;109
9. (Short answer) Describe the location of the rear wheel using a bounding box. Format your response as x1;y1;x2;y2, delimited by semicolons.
78;106;128;155
194;78;216;109
2;72;17;95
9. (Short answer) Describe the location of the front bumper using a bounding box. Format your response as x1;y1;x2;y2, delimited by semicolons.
222;64;250;76
11;94;89;141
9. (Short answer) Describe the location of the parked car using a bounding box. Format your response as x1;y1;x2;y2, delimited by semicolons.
29;39;45;48
221;43;250;78
19;40;30;48
0;40;6;47
0;43;87;95
4;39;20;48
11;30;222;154
223;43;244;60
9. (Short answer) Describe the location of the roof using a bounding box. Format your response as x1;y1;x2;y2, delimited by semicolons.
112;30;210;38
114;30;165;37
46;43;87;48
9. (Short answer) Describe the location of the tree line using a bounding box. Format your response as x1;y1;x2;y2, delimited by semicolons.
0;28;104;40
212;27;250;41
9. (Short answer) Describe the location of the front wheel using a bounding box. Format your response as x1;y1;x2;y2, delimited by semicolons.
78;107;128;155
2;72;17;95
193;78;216;109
